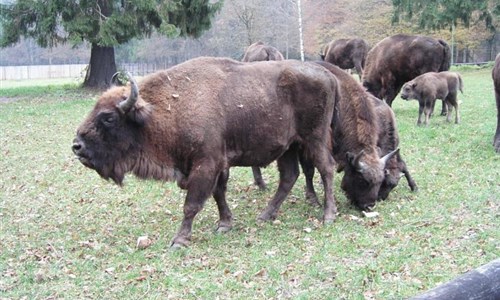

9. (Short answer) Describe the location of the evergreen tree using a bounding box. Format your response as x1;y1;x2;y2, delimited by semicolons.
0;0;223;88
392;0;499;31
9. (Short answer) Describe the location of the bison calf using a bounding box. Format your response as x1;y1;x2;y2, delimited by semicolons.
401;71;463;126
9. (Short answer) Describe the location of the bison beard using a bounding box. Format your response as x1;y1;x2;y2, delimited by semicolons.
73;57;339;248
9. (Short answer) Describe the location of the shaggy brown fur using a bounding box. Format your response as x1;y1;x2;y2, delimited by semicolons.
241;42;284;191
493;53;500;153
73;57;339;247
362;34;451;109
303;61;414;209
242;41;284;62
401;71;463;126
320;38;369;80
369;95;418;199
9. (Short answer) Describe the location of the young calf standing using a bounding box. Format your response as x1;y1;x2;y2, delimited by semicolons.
401;71;463;126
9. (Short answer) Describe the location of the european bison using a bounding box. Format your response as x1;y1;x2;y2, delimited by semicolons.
369;95;418;199
493;53;500;153
72;57;340;247
242;41;284;62
362;34;451;110
401;71;463;126
302;61;416;209
320;38;369;80
241;42;284;190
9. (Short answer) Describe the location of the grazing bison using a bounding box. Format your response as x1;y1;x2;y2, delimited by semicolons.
241;42;284;190
320;38;369;80
242;41;284;62
401;71;463;126
72;57;340;247
362;34;451;110
369;95;418;199
493;53;500;153
300;61;416;210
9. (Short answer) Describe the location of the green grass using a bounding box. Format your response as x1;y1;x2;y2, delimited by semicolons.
0;69;498;299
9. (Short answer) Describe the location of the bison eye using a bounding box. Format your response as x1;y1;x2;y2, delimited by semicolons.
100;113;117;127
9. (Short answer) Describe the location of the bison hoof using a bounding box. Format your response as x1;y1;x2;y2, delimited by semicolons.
306;193;321;207
255;182;267;191
216;223;232;234
323;214;337;224
170;236;190;249
257;210;276;223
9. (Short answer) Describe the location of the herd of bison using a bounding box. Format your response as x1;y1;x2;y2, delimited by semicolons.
72;34;500;248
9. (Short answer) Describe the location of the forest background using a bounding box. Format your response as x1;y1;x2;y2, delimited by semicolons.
1;0;499;67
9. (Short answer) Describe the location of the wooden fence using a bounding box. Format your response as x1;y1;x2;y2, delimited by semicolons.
0;64;88;80
0;63;176;81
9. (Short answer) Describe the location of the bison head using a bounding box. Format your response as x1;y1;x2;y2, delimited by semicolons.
341;148;399;210
378;167;403;201
400;81;416;100
72;73;152;185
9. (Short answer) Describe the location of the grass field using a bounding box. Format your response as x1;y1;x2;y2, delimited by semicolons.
0;67;498;299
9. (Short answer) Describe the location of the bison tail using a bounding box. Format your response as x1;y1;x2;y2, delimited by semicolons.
439;39;452;71
458;74;464;94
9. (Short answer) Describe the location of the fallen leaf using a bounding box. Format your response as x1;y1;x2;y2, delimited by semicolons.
136;236;152;250
362;211;380;218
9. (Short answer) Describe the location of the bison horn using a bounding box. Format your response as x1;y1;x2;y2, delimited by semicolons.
111;72;123;86
118;72;139;114
380;148;400;167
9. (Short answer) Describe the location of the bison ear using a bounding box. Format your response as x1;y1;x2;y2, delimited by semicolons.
347;150;366;173
411;82;417;88
126;101;152;126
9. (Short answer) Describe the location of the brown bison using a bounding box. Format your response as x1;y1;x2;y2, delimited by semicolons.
300;61;416;209
242;41;284;62
362;34;451;110
72;57;340;248
401;71;463;126
369;95;418;199
241;42;284;190
493;53;500;153
320;38;369;80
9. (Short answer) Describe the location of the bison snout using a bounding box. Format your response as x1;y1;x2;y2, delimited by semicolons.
72;139;83;155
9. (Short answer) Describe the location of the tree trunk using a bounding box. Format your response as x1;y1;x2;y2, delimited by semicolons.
83;43;117;89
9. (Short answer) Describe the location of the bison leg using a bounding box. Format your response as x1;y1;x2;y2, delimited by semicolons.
310;147;337;223
417;103;425;126
251;166;267;190
171;160;221;248
451;99;460;124
354;63;363;81
398;155;418;192
423;99;434;126
258;147;299;221
440;100;448;116
299;151;320;206
385;89;397;107
213;169;233;233
495;90;500;152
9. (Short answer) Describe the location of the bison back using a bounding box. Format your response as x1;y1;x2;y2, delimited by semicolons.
141;57;336;167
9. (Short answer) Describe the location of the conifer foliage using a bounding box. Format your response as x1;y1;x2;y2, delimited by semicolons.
0;0;222;88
